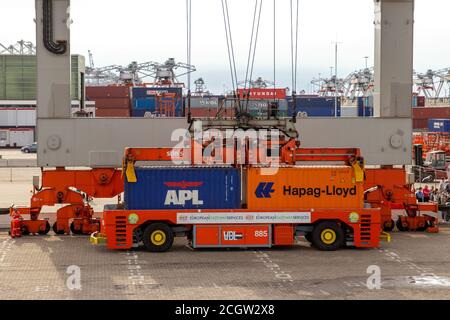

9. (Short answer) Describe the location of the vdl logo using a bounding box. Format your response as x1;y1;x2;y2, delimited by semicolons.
255;182;275;198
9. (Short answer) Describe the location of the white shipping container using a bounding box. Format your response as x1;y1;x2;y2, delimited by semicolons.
0;130;10;147
9;129;34;147
340;106;358;117
0;109;36;127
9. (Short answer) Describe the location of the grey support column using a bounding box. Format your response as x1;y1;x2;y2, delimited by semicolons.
36;0;71;119
373;0;414;118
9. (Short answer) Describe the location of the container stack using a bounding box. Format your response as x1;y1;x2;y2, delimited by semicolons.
413;107;450;130
86;86;131;117
131;87;183;117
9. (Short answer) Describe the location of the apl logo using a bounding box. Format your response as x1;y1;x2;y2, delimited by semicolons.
164;181;204;206
255;182;275;198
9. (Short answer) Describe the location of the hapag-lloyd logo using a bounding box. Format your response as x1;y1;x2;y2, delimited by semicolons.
170;121;281;175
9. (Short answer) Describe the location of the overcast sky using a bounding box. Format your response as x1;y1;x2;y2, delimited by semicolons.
1;0;449;93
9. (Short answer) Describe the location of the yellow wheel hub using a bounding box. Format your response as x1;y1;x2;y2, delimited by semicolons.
320;228;337;245
150;230;166;246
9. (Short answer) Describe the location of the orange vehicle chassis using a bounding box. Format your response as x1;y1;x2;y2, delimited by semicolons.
10;168;123;236
95;207;382;251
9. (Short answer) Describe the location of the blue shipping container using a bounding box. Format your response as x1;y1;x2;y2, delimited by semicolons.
357;97;373;117
132;97;157;110
428;119;450;132
288;97;341;117
125;167;241;210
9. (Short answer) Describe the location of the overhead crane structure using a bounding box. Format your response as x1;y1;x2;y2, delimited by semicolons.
11;0;417;238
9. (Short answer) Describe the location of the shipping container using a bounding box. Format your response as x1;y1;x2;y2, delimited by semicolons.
247;166;363;210
428;119;450;133
0;129;9;147
413;107;450;120
189;107;219;118
9;128;34;147
340;106;358;117
86;86;130;99
413;119;428;130
95;108;130;117
0;54;84;100
132;97;157;110
288;97;341;117
237;88;287;100
0;108;36;126
132;87;182;98
92;98;131;109
188;96;220;109
125;167;241;210
417;96;426;107
357;97;373;117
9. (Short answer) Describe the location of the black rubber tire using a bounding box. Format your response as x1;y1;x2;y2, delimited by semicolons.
416;221;429;232
383;219;395;232
70;221;83;235
24;149;30;154
311;221;345;251
304;233;313;243
21;226;30;236
38;221;51;235
142;223;174;252
52;222;66;235
396;218;409;232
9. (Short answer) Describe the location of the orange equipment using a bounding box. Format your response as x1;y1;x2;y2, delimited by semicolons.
10;168;123;235
91;140;384;252
413;132;450;157
364;167;439;232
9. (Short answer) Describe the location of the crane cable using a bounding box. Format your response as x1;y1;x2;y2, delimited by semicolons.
243;0;263;111
290;0;300;121
186;0;192;121
221;0;241;113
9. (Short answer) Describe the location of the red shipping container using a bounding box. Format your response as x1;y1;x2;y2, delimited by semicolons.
417;96;426;107
91;98;131;109
413;119;428;130
237;88;287;100
413;107;450;120
86;86;130;99
190;107;219;118
95;108;130;117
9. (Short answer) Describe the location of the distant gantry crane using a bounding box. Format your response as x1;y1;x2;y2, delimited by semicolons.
413;68;450;98
0;40;36;55
85;55;196;87
310;75;345;97
193;77;211;95
342;67;374;100
238;77;275;89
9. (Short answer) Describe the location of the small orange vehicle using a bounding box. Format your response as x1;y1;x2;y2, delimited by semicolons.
90;139;386;252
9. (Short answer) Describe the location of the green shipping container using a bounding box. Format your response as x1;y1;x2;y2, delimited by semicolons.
0;54;85;101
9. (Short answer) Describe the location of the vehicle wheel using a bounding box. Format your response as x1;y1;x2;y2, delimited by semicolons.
396;218;409;231
445;212;450;222
52;222;66;235
304;233;313;243
21;226;30;236
416;222;429;232
38;221;51;235
311;221;345;251
383;219;395;232
24;149;30;153
142;223;174;252
70;221;83;235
